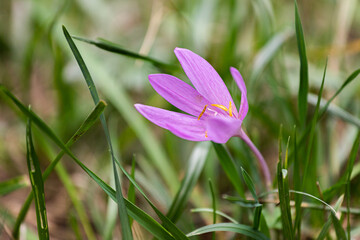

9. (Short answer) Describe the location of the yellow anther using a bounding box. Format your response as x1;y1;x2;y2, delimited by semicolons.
228;101;233;117
210;104;228;112
198;102;234;120
205;131;208;138
198;105;208;120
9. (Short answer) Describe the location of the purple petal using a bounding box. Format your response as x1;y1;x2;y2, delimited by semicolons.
174;48;236;112
134;104;208;141
230;67;248;120
148;74;211;117
205;116;242;143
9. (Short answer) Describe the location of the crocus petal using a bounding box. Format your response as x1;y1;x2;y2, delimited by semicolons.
205;117;242;143
230;67;248;120
148;74;211;117
174;48;236;113
134;104;207;141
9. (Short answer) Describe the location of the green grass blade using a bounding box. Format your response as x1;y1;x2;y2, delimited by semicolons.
62;25;132;240
12;101;106;239
241;167;258;201
212;143;245;197
116;162;190;240
316;195;344;240
0;175;29;196
295;59;327;237
208;179;216;225
167;142;210;222
277;129;293;240
73;36;176;71
74;160;175;240
128;156;136;227
251;29;293;81
345;132;360;239
190;208;239;224
26;118;49;240
186;223;269;240
319;68;360;118
241;167;262;230
0;84;173;239
331;212;346;240
295;0;309;126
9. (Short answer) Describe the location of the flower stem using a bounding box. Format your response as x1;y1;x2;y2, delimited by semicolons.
237;129;272;189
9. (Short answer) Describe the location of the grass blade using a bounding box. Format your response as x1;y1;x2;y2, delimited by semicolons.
295;0;309;126
0;175;29;196
116;162;190;240
73;36;176;71
128;156;136;227
166;142;209;222
0;83;174;239
208;179;217;225
319;68;360;118
277;129;293;240
12;101;106;239
63;25;132;240
212;143;245;197
251;29;293;81
26;118;49;240
316;195;344;240
331;212;346;240
295;59;327;237
190;208;238;224
186;223;269;240
241;167;262;230
345;132;360;239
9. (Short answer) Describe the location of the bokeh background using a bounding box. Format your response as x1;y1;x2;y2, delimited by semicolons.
1;0;360;239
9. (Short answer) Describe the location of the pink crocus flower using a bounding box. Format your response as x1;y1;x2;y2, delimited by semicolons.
135;48;271;185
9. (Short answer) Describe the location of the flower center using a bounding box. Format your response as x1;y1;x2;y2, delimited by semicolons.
197;101;233;120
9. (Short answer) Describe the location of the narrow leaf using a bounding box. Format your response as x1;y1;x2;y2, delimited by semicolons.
63;25;132;240
187;223;269;240
212;143;245;197
26;118;49;240
295;0;309;126
167;142;210;222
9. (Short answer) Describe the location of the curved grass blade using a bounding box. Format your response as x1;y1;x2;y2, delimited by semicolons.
167;142;210;222
212;143;245;197
241;167;262;230
12;101;106;239
116;162;190;240
251;29;293;81
0;85;173;240
26;118;49;240
319;68;360;118
72;36;176;72
0;175;29;196
63;25;132;240
345;132;360;239
295;0;309;126
308;94;360;128
190;208;239;224
316;195;344;240
186;223;269;240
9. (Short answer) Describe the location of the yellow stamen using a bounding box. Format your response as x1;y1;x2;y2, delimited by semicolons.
197;102;234;120
210;104;228;112
198;105;208;120
205;130;208;138
228;101;233;117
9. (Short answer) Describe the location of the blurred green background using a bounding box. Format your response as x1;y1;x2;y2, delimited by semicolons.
1;0;360;239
